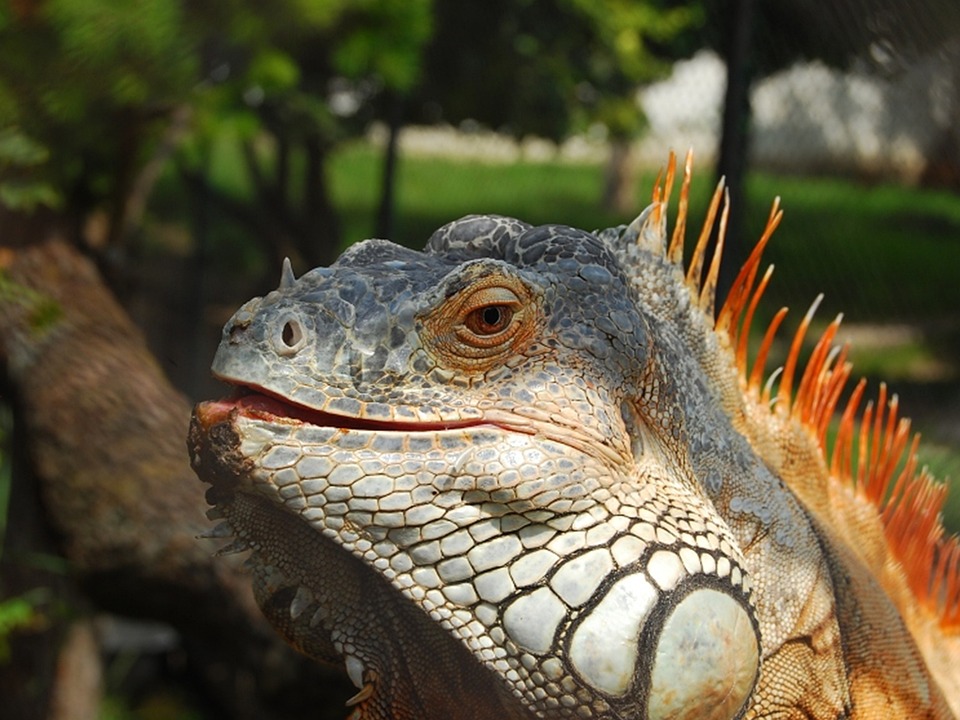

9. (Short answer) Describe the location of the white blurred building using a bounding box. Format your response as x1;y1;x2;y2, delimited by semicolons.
638;47;959;182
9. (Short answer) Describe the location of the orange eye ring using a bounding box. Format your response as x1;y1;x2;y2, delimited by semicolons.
420;272;540;370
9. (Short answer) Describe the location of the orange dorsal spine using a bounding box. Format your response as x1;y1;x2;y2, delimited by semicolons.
650;150;960;632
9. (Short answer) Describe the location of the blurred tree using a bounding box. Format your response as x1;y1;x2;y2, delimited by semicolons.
693;0;960;288
411;0;700;212
699;0;960;75
0;0;433;273
747;0;960;191
180;0;433;270
0;0;198;246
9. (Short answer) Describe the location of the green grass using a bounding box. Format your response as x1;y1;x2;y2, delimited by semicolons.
743;174;960;324
330;141;635;249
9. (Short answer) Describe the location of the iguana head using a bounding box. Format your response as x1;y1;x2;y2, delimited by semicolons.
207;216;655;465
189;207;761;719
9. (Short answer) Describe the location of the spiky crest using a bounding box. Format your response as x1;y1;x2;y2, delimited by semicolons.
648;151;960;631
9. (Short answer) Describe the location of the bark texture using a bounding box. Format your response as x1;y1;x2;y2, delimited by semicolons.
0;238;350;719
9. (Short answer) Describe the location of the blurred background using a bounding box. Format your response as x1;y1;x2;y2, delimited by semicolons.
1;0;959;718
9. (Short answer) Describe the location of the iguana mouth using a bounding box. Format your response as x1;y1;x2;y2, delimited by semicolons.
185;151;960;718
203;387;632;472
202;386;489;433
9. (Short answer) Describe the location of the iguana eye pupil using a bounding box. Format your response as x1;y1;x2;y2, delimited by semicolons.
467;305;512;335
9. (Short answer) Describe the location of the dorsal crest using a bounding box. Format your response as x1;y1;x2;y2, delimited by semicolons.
639;151;960;631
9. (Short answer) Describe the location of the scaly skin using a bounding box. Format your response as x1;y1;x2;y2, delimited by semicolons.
189;159;959;719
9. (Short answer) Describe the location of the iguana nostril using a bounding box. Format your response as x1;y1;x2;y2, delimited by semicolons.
275;315;306;355
282;322;299;346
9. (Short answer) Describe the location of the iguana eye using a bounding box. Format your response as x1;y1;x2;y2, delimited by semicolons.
420;273;540;368
455;286;523;348
464;304;514;336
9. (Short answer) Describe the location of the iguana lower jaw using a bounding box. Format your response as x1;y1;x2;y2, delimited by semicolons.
189;404;530;720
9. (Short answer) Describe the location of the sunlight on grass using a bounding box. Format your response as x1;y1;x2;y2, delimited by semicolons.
330;141;642;249
744;174;960;324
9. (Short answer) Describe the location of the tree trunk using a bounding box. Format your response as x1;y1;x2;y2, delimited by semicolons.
376;93;404;240
277;131;291;207
102;108;141;254
920;42;960;189
601;136;639;215
0;235;352;719
123;105;193;240
302;133;341;268
715;0;756;298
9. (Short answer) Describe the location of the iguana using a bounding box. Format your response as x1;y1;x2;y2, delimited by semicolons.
188;152;960;719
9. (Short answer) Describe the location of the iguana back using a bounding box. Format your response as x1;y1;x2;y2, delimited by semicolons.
189;152;960;719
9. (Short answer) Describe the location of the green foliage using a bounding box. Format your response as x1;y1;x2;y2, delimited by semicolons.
0;129;48;167
415;0;700;140
0;598;34;662
0;0;198;216
1;0;196;132
170;0;437;266
0;0;436;253
0;128;61;211
0;273;64;335
331;0;433;92
46;0;194;107
247;50;302;94
560;0;699;83
0;591;49;664
183;0;434;119
561;0;701;137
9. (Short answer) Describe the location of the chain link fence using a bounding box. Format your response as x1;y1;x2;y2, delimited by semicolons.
639;42;960;185
634;9;960;462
